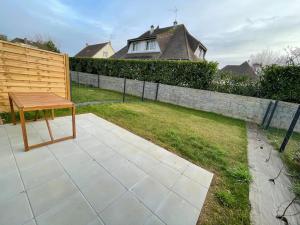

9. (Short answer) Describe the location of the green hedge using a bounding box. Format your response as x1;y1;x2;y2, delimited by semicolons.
70;58;218;89
70;58;300;103
260;65;300;103
210;71;260;97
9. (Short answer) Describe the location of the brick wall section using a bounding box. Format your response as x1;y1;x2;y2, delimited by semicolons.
71;71;300;132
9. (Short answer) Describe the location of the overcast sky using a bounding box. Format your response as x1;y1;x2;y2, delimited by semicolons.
1;0;300;67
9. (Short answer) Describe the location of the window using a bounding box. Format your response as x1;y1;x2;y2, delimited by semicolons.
198;49;203;58
132;42;138;51
103;51;108;57
146;40;156;51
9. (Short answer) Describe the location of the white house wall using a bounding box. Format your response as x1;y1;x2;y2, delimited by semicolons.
128;40;160;54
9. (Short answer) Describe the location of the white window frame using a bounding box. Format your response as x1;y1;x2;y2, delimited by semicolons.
146;40;156;51
132;42;138;52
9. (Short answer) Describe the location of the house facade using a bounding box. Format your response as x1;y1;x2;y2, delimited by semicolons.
112;22;207;61
75;42;114;58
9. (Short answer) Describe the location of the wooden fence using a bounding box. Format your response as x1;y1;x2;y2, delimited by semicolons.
0;40;70;112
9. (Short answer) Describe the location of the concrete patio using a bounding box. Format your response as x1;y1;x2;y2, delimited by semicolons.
0;113;213;225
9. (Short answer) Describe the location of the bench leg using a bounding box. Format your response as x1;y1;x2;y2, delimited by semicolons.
43;110;54;141
72;106;76;138
9;96;16;125
19;110;29;151
51;109;55;120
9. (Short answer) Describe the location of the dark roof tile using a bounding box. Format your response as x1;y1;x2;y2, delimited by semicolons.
75;42;109;57
221;61;257;79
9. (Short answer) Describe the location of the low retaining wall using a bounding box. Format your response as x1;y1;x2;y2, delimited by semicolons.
71;71;300;132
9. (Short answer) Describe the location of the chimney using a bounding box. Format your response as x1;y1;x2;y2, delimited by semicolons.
150;25;154;34
86;43;89;47
173;20;178;27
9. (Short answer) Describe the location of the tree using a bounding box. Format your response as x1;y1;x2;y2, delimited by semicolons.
250;49;281;67
33;35;60;53
284;47;300;66
249;47;300;71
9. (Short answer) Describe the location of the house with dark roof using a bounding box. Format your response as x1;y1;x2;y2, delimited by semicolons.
75;42;114;58
221;61;257;79
11;38;40;49
112;21;207;61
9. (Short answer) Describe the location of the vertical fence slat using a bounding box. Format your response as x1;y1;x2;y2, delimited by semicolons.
155;82;160;101
123;78;127;103
142;80;146;101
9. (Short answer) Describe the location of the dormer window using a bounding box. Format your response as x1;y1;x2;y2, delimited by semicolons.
128;40;160;54
146;40;156;51
132;42;138;51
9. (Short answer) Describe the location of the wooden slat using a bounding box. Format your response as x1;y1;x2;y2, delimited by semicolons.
0;40;69;112
0;40;63;56
1;44;63;62
0;74;65;82
0;67;65;78
0;58;65;73
0;51;65;67
64;54;71;100
0;80;66;88
0;86;67;93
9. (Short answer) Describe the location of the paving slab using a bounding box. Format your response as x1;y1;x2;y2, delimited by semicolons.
147;162;181;188
27;175;78;216
172;175;208;210
81;170;126;213
0;113;213;225
100;191;152;225
0;193;33;225
156;192;200;225
131;176;170;212
0;169;24;201
68;161;108;188
36;193;101;225
20;158;65;189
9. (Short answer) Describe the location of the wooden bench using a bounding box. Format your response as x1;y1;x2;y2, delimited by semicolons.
8;92;76;151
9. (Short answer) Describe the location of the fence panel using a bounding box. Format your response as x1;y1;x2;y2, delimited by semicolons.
0;40;70;112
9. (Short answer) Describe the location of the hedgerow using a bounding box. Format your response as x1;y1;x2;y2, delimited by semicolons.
70;58;300;103
69;57;218;89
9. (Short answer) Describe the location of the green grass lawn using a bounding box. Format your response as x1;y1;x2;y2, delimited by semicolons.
1;86;251;225
264;128;300;190
71;83;140;103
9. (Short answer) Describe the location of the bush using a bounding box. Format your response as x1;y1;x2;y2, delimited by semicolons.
70;58;218;89
210;71;260;97
260;65;300;103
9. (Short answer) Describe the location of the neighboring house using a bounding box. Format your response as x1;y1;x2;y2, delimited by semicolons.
112;21;207;61
221;61;257;79
75;42;114;58
11;38;39;48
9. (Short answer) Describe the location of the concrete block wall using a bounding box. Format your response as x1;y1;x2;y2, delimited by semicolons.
99;75;124;92
71;71;300;132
